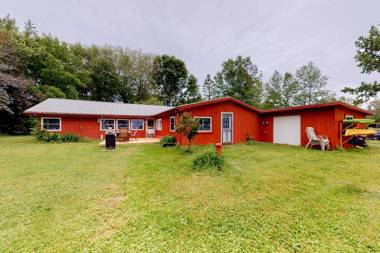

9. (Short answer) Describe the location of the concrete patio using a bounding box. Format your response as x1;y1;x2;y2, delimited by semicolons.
98;137;160;146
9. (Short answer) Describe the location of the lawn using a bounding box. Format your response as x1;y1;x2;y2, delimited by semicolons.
0;136;379;252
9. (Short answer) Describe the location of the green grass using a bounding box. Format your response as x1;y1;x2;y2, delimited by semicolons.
1;136;380;252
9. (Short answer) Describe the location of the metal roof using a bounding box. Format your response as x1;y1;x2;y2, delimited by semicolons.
24;98;173;117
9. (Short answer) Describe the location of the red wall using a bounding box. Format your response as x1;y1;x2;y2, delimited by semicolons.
37;102;370;149
258;107;369;149
40;115;149;139
155;101;261;145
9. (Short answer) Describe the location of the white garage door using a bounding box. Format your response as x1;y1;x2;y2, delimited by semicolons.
273;115;301;145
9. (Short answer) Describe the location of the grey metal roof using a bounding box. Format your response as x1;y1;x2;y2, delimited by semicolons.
24;98;173;116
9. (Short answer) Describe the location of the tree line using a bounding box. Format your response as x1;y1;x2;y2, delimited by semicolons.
0;15;379;134
202;58;337;109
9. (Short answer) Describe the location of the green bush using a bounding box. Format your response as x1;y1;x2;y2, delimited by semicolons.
160;135;177;147
34;130;80;143
34;130;50;142
193;152;223;171
246;140;255;145
61;133;80;142
47;133;60;142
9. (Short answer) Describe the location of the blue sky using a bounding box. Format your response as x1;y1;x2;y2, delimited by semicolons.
1;0;379;97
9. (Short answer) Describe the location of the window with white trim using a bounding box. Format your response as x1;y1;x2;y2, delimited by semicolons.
41;118;61;131
117;119;129;129
101;119;115;130
196;117;212;132
170;116;175;131
131;119;144;130
156;119;162;130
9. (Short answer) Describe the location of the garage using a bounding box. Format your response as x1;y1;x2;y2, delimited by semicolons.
273;115;301;145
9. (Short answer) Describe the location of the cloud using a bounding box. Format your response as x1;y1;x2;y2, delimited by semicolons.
1;0;379;95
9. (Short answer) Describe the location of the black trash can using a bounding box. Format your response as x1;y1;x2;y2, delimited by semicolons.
105;133;116;149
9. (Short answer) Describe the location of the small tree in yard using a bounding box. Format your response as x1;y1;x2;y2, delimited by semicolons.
175;112;199;152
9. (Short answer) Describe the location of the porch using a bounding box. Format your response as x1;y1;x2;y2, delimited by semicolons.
98;137;160;146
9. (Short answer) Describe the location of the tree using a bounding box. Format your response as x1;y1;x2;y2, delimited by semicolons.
202;74;215;100
178;74;201;105
175;112;199;152
264;71;283;108
342;25;380;104
24;20;37;37
263;71;300;109
369;100;380;122
294;62;332;105
0;73;38;134
89;57;120;101
152;55;188;106
213;56;263;107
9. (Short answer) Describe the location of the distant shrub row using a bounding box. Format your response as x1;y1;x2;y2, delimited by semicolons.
34;130;80;143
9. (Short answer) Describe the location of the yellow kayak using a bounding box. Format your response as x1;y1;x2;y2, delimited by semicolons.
344;128;377;136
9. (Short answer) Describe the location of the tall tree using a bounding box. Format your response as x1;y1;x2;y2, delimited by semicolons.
213;56;263;107
294;62;332;105
264;71;283;108
342;25;380;104
202;74;215;100
178;74;201;105
89;57;119;101
264;71;301;109
0;73;37;134
282;72;300;107
152;55;188;106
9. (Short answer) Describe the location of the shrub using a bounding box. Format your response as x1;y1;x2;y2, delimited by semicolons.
34;130;80;143
34;130;50;142
47;133;60;142
61;133;80;142
246;140;255;145
160;135;177;147
193;152;223;171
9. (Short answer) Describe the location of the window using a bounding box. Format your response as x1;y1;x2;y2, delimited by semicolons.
170;116;175;131
100;119;115;131
196;117;212;132
117;119;129;129
131;119;144;130
41;118;61;131
156;119;162;130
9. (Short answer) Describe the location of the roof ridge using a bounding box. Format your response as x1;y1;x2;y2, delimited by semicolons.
45;98;172;108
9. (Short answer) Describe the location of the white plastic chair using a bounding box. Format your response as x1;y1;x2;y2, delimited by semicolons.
305;127;330;151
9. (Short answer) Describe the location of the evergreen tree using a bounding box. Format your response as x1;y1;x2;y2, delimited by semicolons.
202;74;214;100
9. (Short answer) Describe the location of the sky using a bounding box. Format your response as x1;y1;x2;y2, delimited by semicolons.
1;0;379;97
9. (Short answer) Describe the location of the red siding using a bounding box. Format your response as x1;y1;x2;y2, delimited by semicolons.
41;116;149;139
258;107;369;149
33;98;371;149
156;101;260;145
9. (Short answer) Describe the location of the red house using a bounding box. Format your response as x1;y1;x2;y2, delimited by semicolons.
24;97;372;149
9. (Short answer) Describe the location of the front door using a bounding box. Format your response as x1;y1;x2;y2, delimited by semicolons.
221;113;233;144
147;119;155;137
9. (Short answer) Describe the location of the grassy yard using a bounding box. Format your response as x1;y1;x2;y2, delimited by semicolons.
0;136;379;252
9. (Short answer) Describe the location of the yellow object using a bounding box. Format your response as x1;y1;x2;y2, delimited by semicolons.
344;128;376;136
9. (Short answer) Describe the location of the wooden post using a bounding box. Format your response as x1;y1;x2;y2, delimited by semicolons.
339;121;343;150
